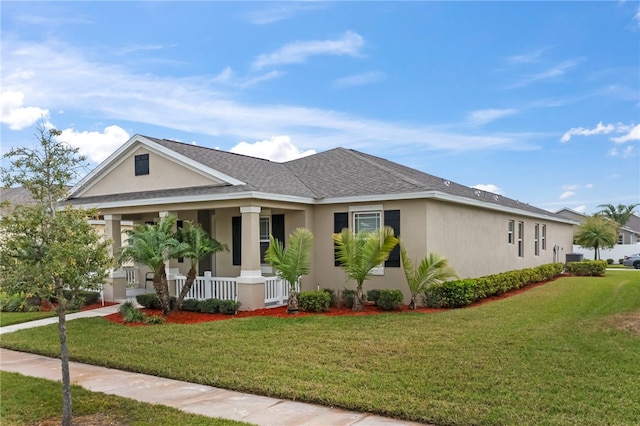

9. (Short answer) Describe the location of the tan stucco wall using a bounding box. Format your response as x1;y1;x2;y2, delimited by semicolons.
82;146;221;197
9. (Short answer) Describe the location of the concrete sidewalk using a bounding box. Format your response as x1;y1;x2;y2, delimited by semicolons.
0;307;429;426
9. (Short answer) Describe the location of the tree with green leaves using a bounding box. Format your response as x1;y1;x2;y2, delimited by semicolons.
174;224;228;311
596;203;639;228
333;227;398;311
264;227;314;314
0;122;112;426
400;245;458;310
574;215;618;260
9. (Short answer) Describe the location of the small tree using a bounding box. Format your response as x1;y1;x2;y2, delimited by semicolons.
574;215;617;260
400;244;458;310
118;216;188;316
265;228;313;313
333;227;398;312
0;122;112;426
173;224;228;311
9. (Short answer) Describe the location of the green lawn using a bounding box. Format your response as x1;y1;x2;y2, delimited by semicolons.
1;272;639;425
0;371;250;426
0;311;57;326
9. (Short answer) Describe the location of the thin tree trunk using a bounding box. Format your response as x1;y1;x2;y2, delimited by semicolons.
287;286;299;314
353;286;364;312
154;270;171;316
174;267;196;311
409;296;416;310
56;282;73;426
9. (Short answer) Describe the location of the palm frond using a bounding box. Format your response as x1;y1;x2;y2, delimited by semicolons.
265;228;313;287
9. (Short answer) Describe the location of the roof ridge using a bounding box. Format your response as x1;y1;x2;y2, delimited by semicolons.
148;136;274;163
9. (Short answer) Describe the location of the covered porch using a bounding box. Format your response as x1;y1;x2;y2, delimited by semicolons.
101;203;311;311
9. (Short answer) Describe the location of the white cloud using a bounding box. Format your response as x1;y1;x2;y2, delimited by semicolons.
0;91;49;130
573;205;587;213
507;59;580;89
472;184;504;195
60;125;130;163
247;3;324;25
252;31;364;70
559;191;575;200
562;184;579;191
560;121;634;143
611;124;640;143
333;72;384;88
467;108;518;125
506;48;547;64
0;38;539;154
230;136;316;162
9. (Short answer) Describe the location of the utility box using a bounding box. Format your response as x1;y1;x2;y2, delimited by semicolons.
566;253;584;263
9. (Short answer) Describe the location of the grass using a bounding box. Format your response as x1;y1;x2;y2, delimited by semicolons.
0;311;57;327
0;371;250;426
2;272;639;425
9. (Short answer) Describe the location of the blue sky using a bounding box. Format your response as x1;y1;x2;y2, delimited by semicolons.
1;1;639;215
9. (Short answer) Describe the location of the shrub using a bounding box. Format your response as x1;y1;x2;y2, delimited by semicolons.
606;258;614;265
619;259;624;265
199;298;221;314
119;301;145;323
61;290;100;307
322;288;338;307
340;288;365;308
424;279;477;308
1;293;27;312
565;260;607;276
376;289;403;310
144;315;166;325
181;298;201;312
367;289;382;305
218;300;240;315
136;294;176;310
298;290;331;312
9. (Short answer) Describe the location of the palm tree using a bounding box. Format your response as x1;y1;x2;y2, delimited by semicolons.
574;215;617;260
173;224;228;312
400;244;458;310
333;226;398;312
119;216;188;316
264;228;314;314
597;203;639;227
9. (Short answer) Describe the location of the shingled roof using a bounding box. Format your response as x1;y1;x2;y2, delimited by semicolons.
65;136;564;220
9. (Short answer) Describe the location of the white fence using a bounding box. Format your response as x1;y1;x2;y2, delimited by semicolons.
175;272;238;301
123;267;138;287
264;276;298;306
571;243;640;262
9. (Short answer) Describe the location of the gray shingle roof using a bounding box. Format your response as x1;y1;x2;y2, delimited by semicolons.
65;136;564;219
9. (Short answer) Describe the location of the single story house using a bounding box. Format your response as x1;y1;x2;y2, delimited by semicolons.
63;135;575;310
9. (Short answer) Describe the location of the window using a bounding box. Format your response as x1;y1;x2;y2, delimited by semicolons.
534;223;540;256
508;220;514;244
135;154;149;176
542;225;547;250
354;211;381;233
259;216;270;264
517;221;524;257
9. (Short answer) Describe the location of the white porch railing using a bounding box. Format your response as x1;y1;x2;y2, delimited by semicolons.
175;272;238;301
123;266;138;288
264;276;299;306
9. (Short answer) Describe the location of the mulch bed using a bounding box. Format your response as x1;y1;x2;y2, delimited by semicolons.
101;277;564;326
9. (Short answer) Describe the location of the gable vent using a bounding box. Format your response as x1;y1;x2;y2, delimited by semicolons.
443;179;451;187
475;190;481;197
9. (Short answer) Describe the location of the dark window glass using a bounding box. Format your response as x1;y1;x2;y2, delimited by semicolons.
135;154;149;176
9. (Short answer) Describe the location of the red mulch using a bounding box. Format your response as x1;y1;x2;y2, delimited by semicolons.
102;276;563;326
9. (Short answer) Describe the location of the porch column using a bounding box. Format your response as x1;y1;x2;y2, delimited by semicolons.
159;211;180;296
104;214;126;301
237;206;265;311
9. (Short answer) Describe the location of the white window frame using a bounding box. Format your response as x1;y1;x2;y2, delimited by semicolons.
259;215;272;273
534;223;540;256
542;224;547;250
508;220;514;244
517;221;524;258
350;205;384;275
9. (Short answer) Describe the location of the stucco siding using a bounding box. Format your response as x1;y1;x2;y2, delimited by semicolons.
82;146;221;197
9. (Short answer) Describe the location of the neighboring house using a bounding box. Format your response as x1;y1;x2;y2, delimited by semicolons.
556;207;640;262
62;135;575;309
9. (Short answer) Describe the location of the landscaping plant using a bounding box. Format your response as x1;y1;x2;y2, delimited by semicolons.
333;227;398;311
264;227;314;313
400;244;459;309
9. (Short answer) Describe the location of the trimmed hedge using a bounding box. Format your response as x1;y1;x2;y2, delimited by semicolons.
298;290;331;312
367;289;382;305
565;260;607;276
376;289;403;311
135;294;176;310
424;263;564;308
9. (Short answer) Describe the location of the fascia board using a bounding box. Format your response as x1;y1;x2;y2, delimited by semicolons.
68;135;245;198
67;191;315;210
